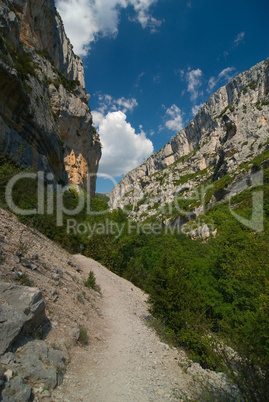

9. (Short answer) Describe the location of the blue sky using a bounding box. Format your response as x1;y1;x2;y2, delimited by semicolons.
56;0;269;193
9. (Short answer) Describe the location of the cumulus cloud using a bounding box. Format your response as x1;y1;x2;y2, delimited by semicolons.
165;104;184;132
186;69;203;101
92;111;154;176
234;31;245;46
207;67;236;92
56;0;161;56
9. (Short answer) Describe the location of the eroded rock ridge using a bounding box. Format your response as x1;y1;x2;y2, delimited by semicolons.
109;59;269;230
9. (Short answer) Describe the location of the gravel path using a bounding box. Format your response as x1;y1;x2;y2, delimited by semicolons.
52;255;237;402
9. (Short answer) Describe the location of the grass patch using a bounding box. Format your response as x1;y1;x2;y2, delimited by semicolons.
78;326;89;345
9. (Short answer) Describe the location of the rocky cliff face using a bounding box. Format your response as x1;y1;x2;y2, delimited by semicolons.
109;59;269;231
0;0;101;195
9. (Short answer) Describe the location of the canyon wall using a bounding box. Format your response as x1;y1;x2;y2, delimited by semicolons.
0;0;101;195
109;59;269;222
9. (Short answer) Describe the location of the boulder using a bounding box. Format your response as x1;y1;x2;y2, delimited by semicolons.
0;283;45;333
0;304;26;355
0;363;5;387
1;375;32;402
2;341;67;390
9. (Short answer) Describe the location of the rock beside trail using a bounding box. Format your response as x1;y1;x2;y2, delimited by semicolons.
0;375;32;402
0;305;26;356
0;341;67;389
0;283;68;399
0;340;67;401
0;208;100;401
0;283;45;338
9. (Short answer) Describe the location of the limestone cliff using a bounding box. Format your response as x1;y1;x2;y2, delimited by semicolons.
0;0;101;195
109;59;269;229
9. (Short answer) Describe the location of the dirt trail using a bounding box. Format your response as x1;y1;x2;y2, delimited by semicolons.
52;255;233;402
0;209;237;401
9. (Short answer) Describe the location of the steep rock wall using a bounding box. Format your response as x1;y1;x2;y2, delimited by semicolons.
0;0;101;195
109;59;269;212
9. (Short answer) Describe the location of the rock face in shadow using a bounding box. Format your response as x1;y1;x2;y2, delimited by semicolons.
0;281;67;398
1;341;67;389
0;283;45;334
0;374;32;402
0;304;26;355
109;59;269;221
0;283;45;355
0;0;101;195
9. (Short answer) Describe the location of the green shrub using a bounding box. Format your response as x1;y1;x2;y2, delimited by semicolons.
84;271;100;292
15;53;37;81
78;326;89;345
1;158;269;399
248;81;258;90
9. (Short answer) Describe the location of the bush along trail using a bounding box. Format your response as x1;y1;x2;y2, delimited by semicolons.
1;158;269;399
52;255;240;401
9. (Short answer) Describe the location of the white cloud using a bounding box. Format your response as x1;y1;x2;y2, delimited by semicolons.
207;66;236;92
208;76;217;92
92;111;154;176
129;0;162;31
56;0;161;56
165;104;184;132
218;67;236;79
96;93;138;114
234;32;245;46
130;13;162;33
191;103;204;116
116;97;138;113
91;110;104;126
185;69;203;101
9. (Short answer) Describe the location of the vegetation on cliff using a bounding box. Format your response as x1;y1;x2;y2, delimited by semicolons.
0;154;268;400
